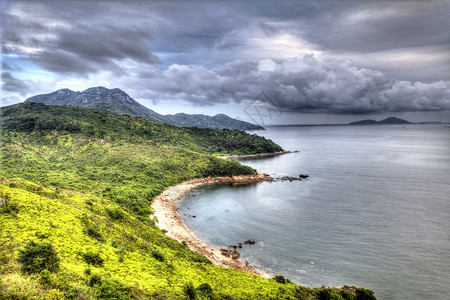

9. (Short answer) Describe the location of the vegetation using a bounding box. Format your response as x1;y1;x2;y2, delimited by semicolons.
17;241;60;274
0;103;376;299
1;102;281;155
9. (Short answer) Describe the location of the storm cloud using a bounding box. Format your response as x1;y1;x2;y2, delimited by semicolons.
1;0;449;120
132;55;450;114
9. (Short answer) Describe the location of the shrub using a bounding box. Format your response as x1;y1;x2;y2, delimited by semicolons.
107;207;125;221
356;288;376;300
84;225;105;242
97;278;127;299
0;197;20;216
183;281;197;300
274;275;287;284
196;283;212;293
17;241;60;274
151;249;165;262
89;274;102;287
340;290;356;300
81;251;104;267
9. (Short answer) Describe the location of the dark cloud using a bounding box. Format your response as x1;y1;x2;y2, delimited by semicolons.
2;3;160;76
29;24;160;75
1;72;33;95
1;0;449;118
133;55;450;114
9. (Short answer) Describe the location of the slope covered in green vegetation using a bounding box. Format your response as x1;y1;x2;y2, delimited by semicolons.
0;103;376;299
1;102;281;155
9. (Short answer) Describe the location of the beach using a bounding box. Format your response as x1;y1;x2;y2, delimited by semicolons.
151;172;274;277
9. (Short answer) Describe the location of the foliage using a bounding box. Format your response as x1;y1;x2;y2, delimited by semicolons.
274;275;288;284
356;288;376;300
151;249;166;262
1;102;283;155
80;251;104;267
84;225;105;242
184;281;197;300
17;241;60;274
107;207;125;221
39;269;52;285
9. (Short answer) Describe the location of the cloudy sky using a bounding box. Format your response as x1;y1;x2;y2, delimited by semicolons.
1;0;449;124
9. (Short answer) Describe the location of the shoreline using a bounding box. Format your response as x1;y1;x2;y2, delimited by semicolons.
217;150;292;160
151;172;274;277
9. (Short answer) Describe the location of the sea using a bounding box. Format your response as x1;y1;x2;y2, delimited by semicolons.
179;124;450;300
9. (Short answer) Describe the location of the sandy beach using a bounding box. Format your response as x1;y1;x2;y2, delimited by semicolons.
151;172;274;277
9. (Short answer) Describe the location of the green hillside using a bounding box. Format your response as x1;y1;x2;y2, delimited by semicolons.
1;102;280;155
0;103;375;299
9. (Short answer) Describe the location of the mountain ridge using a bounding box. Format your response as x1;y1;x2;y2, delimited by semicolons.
349;116;413;125
25;86;264;130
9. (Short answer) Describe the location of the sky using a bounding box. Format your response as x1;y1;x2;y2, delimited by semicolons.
1;0;450;125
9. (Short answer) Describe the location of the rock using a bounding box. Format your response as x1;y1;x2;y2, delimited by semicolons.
0;198;5;207
244;240;256;245
230;245;237;249
342;285;358;293
220;248;231;258
231;250;240;259
299;173;309;179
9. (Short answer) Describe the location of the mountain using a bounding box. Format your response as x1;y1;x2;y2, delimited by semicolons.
349;116;412;125
25;87;264;130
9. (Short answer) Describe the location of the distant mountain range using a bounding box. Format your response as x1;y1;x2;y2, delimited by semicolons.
25;87;264;130
349;117;413;125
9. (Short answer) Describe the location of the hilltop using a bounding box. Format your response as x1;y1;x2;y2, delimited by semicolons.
25;87;264;130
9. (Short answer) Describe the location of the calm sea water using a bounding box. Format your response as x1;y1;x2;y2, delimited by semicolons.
179;125;450;300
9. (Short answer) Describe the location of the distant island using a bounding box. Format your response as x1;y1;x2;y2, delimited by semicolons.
350;116;412;125
25;86;264;131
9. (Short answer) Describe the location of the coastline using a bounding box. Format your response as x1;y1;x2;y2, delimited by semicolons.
151;172;274;277
217;150;292;160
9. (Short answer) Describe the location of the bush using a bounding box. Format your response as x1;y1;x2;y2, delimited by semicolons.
17;241;60;274
107;207;125;221
84;225;105;242
316;288;332;300
340;290;356;300
183;281;197;300
81;251;104;267
97;278;127;299
0;197;20;216
274;275;287;284
356;288;376;300
151;249;165;262
89;274;102;287
196;283;212;293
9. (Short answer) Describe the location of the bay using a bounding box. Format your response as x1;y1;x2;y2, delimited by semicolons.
179;124;450;300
